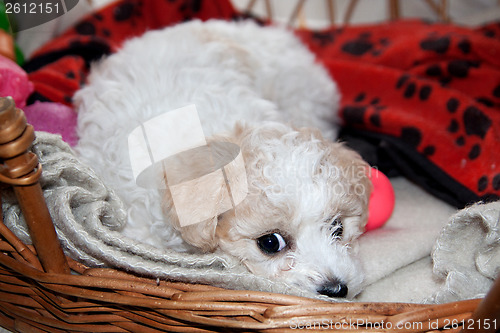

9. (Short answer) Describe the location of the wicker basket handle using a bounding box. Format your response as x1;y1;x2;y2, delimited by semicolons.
0;97;69;274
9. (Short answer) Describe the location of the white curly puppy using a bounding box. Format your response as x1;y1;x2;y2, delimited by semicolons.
75;19;371;298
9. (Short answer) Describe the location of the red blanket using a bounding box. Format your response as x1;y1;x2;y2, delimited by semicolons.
296;20;500;207
22;0;500;208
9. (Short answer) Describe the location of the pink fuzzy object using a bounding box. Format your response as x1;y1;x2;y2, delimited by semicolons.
366;168;395;232
0;55;33;108
24;101;78;146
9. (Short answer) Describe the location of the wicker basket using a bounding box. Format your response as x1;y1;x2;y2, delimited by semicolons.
1;98;499;333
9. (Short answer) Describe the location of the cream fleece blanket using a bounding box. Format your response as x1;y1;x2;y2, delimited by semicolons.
2;133;498;303
357;178;499;303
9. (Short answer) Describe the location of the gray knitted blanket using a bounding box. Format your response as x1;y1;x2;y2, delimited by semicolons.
2;132;499;303
2;132;312;298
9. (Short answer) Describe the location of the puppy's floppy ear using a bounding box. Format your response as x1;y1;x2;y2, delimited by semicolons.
160;132;246;253
161;178;220;252
176;217;219;252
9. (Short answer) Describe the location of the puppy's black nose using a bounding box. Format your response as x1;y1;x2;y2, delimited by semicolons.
318;282;348;298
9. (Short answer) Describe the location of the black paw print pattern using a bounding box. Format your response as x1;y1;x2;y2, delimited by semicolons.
420;34;451;54
341;32;390;57
179;0;204;18
419;32;472;54
475;83;500;109
310;28;343;47
398;126;437;157
442;97;498;193
420;33;482;87
342;92;387;128
75;0;144;36
425;59;481;87
477;21;500;40
395;74;434;102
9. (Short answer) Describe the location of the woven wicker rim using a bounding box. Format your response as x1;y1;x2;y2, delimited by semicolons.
0;229;482;332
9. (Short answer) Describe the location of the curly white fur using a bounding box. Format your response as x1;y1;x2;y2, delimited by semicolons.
74;19;370;298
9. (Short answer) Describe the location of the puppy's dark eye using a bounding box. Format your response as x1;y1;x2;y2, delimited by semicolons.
330;218;343;239
257;233;286;254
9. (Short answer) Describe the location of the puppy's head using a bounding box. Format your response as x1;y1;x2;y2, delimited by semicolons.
163;122;371;298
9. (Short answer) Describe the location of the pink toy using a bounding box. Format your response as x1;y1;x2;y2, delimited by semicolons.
0;55;33;108
365;167;395;231
23;101;78;146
